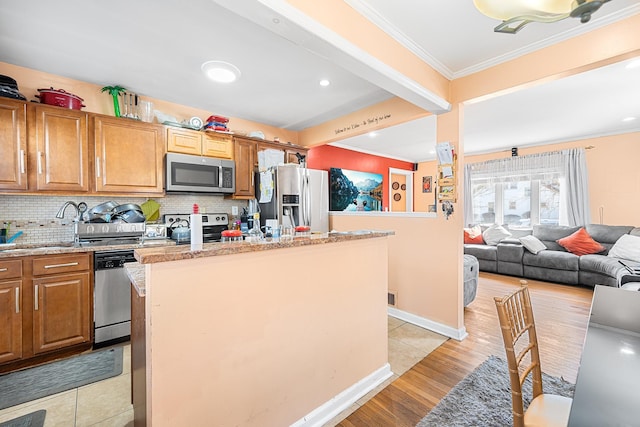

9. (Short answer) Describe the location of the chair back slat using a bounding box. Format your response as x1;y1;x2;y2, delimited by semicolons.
494;285;544;427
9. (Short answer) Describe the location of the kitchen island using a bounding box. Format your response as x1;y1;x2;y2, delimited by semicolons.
128;231;393;427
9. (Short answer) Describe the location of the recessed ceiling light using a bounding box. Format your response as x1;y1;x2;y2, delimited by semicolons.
626;59;640;70
622;116;637;122
201;61;241;83
319;79;330;87
368;132;378;138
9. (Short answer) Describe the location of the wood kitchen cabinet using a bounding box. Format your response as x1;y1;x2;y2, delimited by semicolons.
257;141;308;165
230;136;309;199
0;259;23;364
93;115;165;194
31;253;91;354
0;98;27;191
231;136;257;199
167;127;233;159
29;103;89;192
0;253;93;373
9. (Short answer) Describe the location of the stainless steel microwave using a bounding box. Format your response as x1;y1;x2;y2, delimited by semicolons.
165;153;235;194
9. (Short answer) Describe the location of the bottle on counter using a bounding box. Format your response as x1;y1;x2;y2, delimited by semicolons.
190;203;203;251
247;212;263;244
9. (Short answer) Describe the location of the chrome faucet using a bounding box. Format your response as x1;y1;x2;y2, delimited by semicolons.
56;201;80;222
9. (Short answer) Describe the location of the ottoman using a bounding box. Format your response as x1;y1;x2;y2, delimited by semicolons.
464;254;479;306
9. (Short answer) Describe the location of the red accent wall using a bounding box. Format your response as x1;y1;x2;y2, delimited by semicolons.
307;145;414;209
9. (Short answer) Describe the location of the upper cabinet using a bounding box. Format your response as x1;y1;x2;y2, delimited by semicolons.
0;98;27;191
93;115;165;195
229;136;309;199
30;104;89;192
167;127;233;159
257;141;307;165
232;136;257;199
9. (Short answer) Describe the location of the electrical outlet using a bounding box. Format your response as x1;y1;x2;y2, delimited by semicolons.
231;206;238;215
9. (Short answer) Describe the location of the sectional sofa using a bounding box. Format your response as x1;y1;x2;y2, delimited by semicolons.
464;223;640;287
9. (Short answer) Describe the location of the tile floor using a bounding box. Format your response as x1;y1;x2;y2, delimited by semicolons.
0;317;447;427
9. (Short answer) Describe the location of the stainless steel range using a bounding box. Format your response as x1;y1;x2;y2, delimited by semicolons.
75;222;145;247
75;222;145;347
164;213;229;244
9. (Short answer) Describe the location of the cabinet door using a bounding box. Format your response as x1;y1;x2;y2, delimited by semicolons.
32;272;91;354
233;137;256;198
167;127;201;155
0;280;22;364
32;105;89;192
202;133;233;159
94;116;165;194
286;148;307;164
0;99;27;190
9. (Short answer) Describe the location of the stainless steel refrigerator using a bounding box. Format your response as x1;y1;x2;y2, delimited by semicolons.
255;165;329;232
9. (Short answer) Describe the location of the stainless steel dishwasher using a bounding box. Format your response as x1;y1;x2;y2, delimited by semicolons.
94;250;135;346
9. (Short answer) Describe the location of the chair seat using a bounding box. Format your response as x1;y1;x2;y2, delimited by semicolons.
524;394;573;427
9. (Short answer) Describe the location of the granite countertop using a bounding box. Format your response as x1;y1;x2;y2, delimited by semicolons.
0;239;176;259
124;262;146;296
134;230;394;264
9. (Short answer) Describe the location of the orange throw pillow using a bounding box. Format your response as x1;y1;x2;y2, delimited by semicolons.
464;225;484;244
557;228;605;256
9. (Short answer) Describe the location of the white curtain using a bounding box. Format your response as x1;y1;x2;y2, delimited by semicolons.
464;148;590;226
563;148;590;226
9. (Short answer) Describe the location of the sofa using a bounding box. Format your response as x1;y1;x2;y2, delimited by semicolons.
464;223;640;287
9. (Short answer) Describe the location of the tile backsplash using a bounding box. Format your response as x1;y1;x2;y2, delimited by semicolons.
0;194;246;245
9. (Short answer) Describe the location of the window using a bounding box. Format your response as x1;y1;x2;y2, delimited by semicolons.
464;149;589;227
470;177;560;227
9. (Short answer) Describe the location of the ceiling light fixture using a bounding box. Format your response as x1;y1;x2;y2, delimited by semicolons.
201;61;241;83
622;117;637;122
473;0;611;34
319;79;331;87
368;132;378;138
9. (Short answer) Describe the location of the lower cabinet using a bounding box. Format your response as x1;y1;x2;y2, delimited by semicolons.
0;259;23;364
32;272;91;354
0;253;93;372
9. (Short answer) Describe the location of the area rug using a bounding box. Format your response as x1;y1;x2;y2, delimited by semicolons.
0;347;123;411
416;355;574;427
0;410;45;427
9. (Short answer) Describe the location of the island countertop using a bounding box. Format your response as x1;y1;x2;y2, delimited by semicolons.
130;228;392;427
132;230;394;264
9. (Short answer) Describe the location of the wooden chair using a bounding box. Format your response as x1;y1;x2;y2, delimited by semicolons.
494;285;573;427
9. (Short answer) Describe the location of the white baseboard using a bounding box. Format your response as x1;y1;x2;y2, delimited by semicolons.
388;307;468;341
290;363;393;427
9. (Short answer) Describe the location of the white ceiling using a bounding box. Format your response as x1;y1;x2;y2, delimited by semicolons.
0;0;639;162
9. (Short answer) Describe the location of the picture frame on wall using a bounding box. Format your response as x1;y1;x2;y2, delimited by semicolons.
422;176;432;193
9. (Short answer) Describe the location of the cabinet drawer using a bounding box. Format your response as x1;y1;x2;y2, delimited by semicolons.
0;259;22;280
32;253;90;276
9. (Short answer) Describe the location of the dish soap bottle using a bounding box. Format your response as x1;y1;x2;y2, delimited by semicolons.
190;203;203;251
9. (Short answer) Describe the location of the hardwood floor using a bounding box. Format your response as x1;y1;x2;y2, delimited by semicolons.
337;272;594;427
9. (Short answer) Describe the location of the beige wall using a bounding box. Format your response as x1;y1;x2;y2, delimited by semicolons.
330;215;462;333
144;238;389;426
0;62;299;144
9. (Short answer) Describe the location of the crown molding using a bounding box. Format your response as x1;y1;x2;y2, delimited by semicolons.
344;0;455;79
454;4;640;78
345;1;640;80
